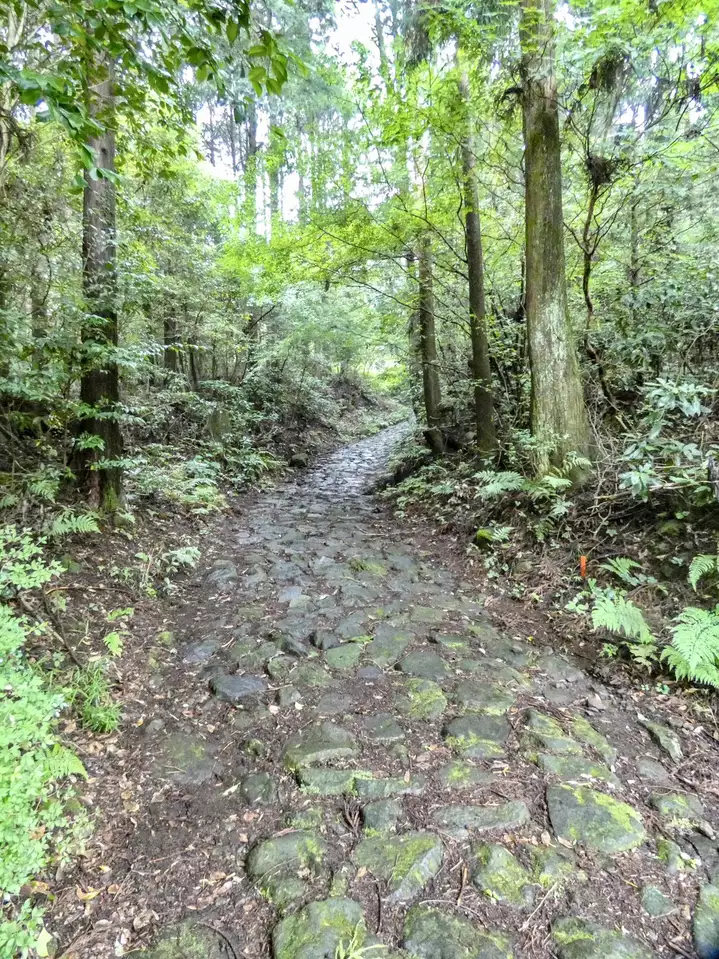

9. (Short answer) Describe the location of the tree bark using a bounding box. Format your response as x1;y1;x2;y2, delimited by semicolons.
418;235;445;455
459;68;496;456
520;0;590;474
78;56;123;510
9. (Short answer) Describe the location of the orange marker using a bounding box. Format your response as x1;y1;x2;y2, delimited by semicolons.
579;555;587;578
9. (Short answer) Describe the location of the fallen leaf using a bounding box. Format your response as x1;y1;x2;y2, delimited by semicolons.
76;886;102;901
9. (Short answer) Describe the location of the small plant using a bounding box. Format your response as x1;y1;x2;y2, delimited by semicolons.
68;663;122;733
334;925;384;959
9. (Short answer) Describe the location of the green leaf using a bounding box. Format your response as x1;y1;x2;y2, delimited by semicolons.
226;19;239;43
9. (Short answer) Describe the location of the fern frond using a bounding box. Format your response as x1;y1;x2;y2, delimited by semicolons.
43;745;88;781
665;606;719;676
591;592;655;644
689;554;718;591
473;471;525;500
47;511;100;539
600;557;643;586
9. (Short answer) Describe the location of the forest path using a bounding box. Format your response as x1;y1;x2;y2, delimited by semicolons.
68;425;718;959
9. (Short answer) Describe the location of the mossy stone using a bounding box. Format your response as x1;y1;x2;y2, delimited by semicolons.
638;718;683;761
547;784;646;855
431;801;530;841
325;644;362;670
650;790;704;824
142;921;230;958
530;846;577;888
453;681;515;716
524;710;581;756
364;712;405;744
570;717;618;765
281;722;359;770
641;885;674;917
354;831;443;901
693;883;719;959
403;905;513;959
355;774;426;800
246;830;329;907
366;631;411;667
471;843;535;907
656;837;696;873
443;714;509;759
437;761;495;789
363;798;401;831
272;898;373;959
397;678;448;720
398;651;450;681
240;772;278;805
298;768;361;796
157;733;219;786
537;753;620;788
552;917;653;958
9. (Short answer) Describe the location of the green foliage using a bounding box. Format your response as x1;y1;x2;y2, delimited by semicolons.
67;663;122;733
662;607;719;687
0;536;87;953
689;554;719;591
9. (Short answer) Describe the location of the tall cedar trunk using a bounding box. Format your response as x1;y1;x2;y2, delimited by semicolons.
418;236;445;455
459;69;496;455
520;0;590;474
245;98;258;230
164;310;179;372
228;104;238;175
78;57;123;509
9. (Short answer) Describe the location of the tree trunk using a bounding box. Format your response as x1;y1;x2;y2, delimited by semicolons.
520;0;590;474
418;235;445;455
164;310;179;372
245;98;258;230
459;68;496;456
78;56;123;510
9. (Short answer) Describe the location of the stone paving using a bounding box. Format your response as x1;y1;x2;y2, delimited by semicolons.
137;425;719;959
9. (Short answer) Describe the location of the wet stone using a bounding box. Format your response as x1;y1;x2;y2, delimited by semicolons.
239;772;278;805
363;712;405;744
552;918;653;959
157;733;219;786
363;798;401;831
142;921;230;958
650;790;704;822
398;651;450;682
641;884;674;917
547;784;646;855
639;718;683;761
657;837;695;873
453;681;515;715
358;665;384;680
471;843;535;908
245;830;329;907
537;753;620;788
437;761;495;789
272;898;372;959
354;831;443;901
402;904;513;959
182;639;219;664
444;714;509;759
230;640;277;669
209;673;267;704
356;774;427;800
397;678;448;720
432;800;530;840
325;644;362;670
693;883;719;959
281;722;359;770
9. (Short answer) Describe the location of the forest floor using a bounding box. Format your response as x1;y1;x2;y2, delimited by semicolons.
48;424;719;959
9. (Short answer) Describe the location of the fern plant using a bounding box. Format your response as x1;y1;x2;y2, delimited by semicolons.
662;606;719;685
689;552;719;590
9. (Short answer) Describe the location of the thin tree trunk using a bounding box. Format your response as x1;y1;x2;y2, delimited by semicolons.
245;98;258;230
520;0;590;474
164;310;179;372
418;235;445;455
459;68;496;455
228;104;238;175
78;56;123;510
